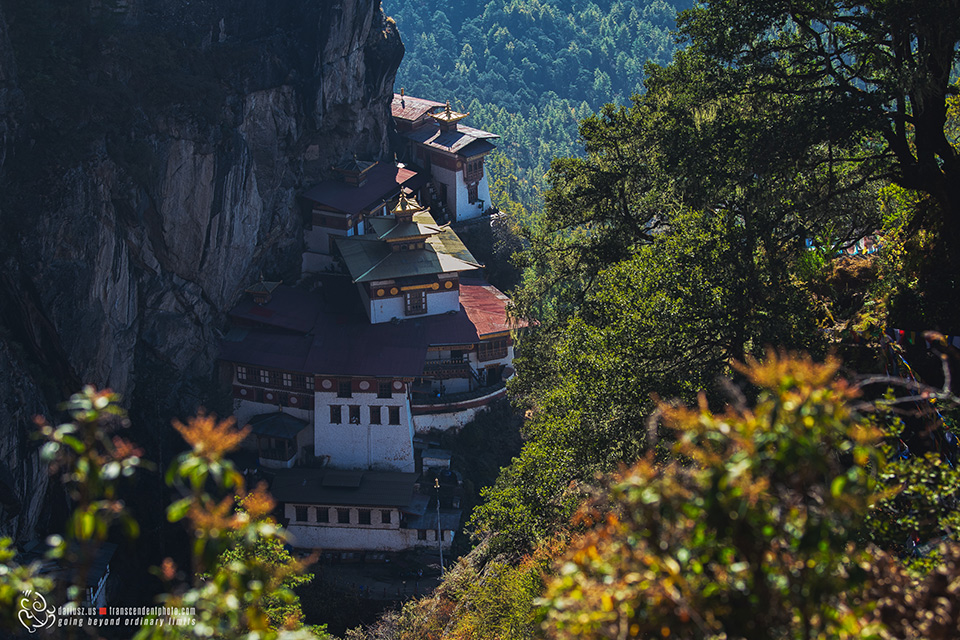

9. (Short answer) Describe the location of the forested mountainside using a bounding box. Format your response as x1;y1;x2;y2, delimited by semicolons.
387;0;692;209
0;0;401;542
350;0;960;638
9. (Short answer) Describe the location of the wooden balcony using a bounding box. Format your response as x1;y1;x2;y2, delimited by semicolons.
422;357;472;379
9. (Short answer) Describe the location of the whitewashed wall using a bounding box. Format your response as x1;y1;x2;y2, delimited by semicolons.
313;388;415;471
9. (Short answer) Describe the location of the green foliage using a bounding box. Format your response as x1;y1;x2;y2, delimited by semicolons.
677;0;960;241
219;499;316;632
865;411;960;557
0;538;54;631
475;205;826;555
541;353;887;639
139;413;318;639
0;390;323;639
388;0;691;210
348;539;556;640
36;387;149;543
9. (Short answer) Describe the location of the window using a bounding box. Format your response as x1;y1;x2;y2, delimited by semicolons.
295;506;308;522
316;507;329;523
478;339;509;362
358;509;371;525
467;182;479;203
236;365;248;382
282;372;293;387
259;369;271;384
330;405;342;424
440;529;446;541
405;290;426;315
381;510;391;524
369;406;381;425
349;405;361;424
337;509;350;524
417;529;427;541
338;380;352;398
388;406;401;425
378;381;392;398
464;157;483;183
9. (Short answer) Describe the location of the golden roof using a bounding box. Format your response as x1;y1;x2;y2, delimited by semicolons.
428;101;469;125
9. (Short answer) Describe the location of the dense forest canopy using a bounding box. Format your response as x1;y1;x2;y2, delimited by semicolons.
386;0;693;208
4;0;960;638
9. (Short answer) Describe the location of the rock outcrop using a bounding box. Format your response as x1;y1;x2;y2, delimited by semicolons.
0;0;404;540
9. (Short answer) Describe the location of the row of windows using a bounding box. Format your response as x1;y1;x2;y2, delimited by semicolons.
417;529;446;541
330;405;402;425
294;506;392;525
338;380;395;399
236;366;310;391
477;339;509;362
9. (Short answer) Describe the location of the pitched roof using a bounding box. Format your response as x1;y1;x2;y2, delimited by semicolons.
367;210;444;241
301;162;427;216
245;278;281;296
248;412;310;439
459;278;527;337
405;124;499;156
428;102;470;126
220;278;521;378
221;283;485;377
391;94;445;121
230;285;323;334
337;228;482;283
270;467;420;508
220;327;315;371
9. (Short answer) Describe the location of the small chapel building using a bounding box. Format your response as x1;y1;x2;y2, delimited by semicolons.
392;92;498;223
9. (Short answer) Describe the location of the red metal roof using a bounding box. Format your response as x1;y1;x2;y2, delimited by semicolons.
459;278;526;337
301;163;426;216
392;94;445;121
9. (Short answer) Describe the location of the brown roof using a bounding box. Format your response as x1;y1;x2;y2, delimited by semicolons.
392;94;445;121
221;284;484;377
301;163;427;216
270;468;420;508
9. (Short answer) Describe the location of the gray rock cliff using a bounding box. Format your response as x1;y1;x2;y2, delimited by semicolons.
0;0;404;540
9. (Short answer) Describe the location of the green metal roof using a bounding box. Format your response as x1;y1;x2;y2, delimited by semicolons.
368;210;444;239
337;227;482;283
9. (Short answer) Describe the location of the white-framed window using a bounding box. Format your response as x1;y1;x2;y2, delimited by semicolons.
282;372;293;387
237;365;248;381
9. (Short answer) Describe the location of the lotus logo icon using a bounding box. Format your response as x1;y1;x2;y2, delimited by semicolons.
18;591;56;633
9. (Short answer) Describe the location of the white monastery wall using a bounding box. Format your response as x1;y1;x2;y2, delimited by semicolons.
313;389;415;472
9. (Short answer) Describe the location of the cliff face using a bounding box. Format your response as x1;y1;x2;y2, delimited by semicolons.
0;0;403;540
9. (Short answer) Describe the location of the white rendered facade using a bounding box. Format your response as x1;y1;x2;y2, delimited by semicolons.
430;164;492;223
365;288;460;324
283;503;455;551
313;384;416;472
